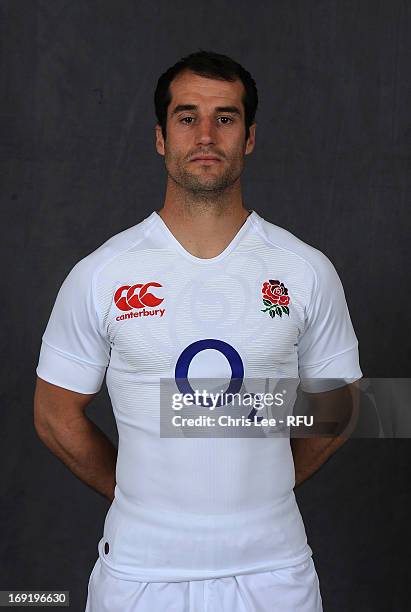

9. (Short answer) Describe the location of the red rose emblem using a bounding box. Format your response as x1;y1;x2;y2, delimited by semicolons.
261;279;290;318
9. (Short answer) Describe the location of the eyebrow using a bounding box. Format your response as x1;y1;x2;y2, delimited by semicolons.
171;104;241;117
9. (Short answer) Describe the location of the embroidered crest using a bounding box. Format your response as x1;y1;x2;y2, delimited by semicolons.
261;279;290;318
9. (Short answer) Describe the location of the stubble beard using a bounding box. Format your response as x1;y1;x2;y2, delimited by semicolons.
165;149;245;203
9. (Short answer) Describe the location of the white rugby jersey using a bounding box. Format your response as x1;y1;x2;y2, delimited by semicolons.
36;209;362;582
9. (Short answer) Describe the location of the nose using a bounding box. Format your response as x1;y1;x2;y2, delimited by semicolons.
195;117;216;146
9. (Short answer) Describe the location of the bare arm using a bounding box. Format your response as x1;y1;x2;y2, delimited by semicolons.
33;376;117;502
291;381;360;487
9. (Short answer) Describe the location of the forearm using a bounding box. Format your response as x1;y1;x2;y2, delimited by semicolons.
290;435;347;487
35;413;117;502
291;382;359;486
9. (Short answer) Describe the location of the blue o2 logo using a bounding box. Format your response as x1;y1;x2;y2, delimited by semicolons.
174;339;244;408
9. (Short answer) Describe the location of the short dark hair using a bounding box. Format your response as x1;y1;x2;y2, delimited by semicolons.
154;49;258;141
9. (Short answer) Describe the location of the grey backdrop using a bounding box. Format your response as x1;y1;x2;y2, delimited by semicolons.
1;1;410;611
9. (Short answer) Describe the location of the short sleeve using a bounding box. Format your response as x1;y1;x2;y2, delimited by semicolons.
298;254;362;393
36;257;111;394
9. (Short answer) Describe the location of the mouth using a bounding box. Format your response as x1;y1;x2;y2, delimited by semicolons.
190;157;221;164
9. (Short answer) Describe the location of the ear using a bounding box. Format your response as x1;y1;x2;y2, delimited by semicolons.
245;122;256;155
155;124;166;156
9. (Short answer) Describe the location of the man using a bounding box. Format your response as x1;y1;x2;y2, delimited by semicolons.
34;50;362;611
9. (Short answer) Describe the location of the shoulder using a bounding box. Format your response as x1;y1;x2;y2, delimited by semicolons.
62;214;153;288
252;212;341;289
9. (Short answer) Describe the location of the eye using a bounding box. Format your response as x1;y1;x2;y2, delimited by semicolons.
179;116;234;125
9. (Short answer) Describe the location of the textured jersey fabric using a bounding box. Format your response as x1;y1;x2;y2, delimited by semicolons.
36;209;362;582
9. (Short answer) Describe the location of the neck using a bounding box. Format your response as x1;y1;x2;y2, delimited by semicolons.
157;180;251;259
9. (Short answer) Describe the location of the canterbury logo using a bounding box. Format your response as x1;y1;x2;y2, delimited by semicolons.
114;281;164;312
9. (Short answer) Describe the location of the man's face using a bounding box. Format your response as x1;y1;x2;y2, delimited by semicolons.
155;70;256;195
